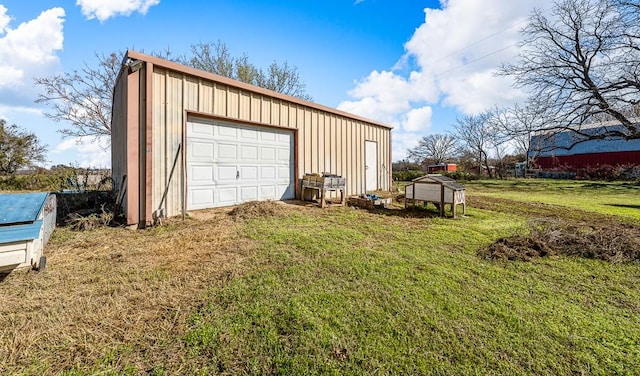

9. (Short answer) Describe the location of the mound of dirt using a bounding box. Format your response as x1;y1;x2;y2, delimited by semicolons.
227;201;291;221
480;236;555;261
480;218;640;263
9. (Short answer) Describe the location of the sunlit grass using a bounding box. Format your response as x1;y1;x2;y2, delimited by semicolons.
466;179;640;222
185;206;640;375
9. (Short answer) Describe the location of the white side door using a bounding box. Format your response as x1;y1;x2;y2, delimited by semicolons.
365;141;378;192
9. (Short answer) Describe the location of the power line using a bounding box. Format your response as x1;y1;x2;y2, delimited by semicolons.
435;43;518;77
421;6;548;77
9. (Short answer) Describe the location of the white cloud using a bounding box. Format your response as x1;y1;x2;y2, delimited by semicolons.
440;71;525;114
76;0;160;22
52;136;111;168
0;6;65;92
403;106;432;132
391;130;422;163
339;0;555;161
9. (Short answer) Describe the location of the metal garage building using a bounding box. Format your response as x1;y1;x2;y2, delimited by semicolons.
111;50;392;227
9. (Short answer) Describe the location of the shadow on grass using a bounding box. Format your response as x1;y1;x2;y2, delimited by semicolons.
365;205;448;219
606;203;640;210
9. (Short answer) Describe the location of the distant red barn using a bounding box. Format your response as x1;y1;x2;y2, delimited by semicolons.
530;122;640;170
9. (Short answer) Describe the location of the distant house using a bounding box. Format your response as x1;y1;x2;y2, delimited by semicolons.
426;163;457;174
529;121;640;170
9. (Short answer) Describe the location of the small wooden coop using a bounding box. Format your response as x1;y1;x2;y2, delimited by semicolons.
404;175;466;217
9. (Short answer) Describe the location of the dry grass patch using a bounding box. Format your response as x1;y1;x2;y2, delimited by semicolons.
0;209;255;374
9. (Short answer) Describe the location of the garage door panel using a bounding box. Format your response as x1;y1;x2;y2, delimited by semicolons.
260;185;276;199
189;188;214;209
217;124;237;138
187;119;294;210
240;127;258;141
260;147;276;161
240;145;258;161
240;186;258;201
217;144;237;160
260;166;276;179
217;187;238;204
240;166;258;180
190;141;215;160
190;123;215;138
217;166;238;182
190;165;214;185
277;166;291;179
277;133;291;144
277;147;291;162
261;131;276;142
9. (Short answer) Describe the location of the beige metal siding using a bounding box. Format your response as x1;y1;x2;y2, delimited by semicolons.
111;69;129;210
113;51;392;223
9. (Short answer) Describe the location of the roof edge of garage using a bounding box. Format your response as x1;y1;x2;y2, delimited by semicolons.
125;50;393;130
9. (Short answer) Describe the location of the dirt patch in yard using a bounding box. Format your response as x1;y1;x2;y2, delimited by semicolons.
228;200;295;221
480;218;640;263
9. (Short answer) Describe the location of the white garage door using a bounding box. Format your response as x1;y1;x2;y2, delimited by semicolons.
186;118;295;210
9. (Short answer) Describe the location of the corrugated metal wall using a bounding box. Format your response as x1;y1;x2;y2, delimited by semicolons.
151;66;391;218
111;68;129;217
113;51;392;225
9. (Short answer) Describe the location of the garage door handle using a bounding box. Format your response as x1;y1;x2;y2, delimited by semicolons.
236;171;240;179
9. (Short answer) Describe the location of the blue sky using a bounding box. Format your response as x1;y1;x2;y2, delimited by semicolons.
0;0;554;168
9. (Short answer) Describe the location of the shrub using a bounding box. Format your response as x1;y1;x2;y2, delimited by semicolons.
392;170;425;182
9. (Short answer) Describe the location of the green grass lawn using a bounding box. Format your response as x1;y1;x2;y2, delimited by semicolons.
183;181;640;375
465;179;640;222
3;179;640;375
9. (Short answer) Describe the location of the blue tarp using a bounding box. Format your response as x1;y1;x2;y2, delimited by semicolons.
0;192;48;225
0;220;43;243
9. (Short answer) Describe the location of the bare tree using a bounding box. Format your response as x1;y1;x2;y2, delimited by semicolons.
184;41;235;77
35;52;120;138
502;0;640;143
489;102;557;169
35;41;311;140
256;61;311;100
0;119;47;174
406;134;458;165
185;41;312;100
452;112;496;177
